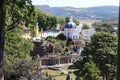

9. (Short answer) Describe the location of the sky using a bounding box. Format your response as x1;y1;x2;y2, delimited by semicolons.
32;0;119;8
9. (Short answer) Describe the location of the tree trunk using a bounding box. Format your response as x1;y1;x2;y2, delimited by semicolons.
106;73;109;80
117;5;120;80
103;74;106;80
0;0;6;80
103;73;109;80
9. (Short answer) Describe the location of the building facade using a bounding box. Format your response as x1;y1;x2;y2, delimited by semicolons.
81;27;96;41
64;15;82;40
33;23;61;41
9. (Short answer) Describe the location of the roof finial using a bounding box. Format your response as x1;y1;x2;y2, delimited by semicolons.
69;14;73;22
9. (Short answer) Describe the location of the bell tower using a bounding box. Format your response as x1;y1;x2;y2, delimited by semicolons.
34;22;39;37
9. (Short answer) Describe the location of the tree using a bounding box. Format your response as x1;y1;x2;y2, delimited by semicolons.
4;60;36;80
37;13;58;31
82;23;90;29
1;0;48;79
92;22;115;33
65;16;80;25
45;36;74;56
73;18;80;25
6;0;36;30
77;61;102;80
57;17;65;24
66;38;73;46
3;27;34;80
4;28;33;64
80;32;117;80
56;33;66;40
117;7;120;80
91;32;118;80
0;0;6;79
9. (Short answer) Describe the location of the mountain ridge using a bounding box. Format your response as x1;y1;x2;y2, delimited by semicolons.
35;5;119;20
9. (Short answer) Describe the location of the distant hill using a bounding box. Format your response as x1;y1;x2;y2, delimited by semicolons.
35;5;119;20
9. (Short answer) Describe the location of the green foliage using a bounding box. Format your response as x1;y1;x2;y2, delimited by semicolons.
46;36;56;43
6;0;37;30
46;36;66;47
57;17;65;24
92;22;115;33
65;17;80;25
66;38;73;46
65;17;69;23
3;27;40;79
91;32;117;79
78;32;117;80
4;60;37;80
45;36;74;56
73;18;80;25
27;8;42;33
81;46;91;56
4;58;47;80
78;61;102;80
56;33;66;41
82;24;90;29
4;0;48;79
3;28;48;80
37;13;58;31
4;28;33;63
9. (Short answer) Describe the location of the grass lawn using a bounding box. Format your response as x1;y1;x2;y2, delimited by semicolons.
41;64;79;80
41;69;61;76
64;65;79;72
53;75;67;80
64;65;79;80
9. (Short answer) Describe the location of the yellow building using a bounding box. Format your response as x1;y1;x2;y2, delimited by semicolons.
34;22;39;37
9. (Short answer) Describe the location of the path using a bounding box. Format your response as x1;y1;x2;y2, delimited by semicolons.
59;68;68;74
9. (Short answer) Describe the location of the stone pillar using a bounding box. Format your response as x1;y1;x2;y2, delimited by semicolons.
67;57;69;63
42;59;43;66
70;57;72;63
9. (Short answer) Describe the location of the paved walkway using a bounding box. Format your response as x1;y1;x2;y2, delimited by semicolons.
42;63;71;75
41;63;73;68
59;68;68;74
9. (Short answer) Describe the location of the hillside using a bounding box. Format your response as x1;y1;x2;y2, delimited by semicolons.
35;5;119;20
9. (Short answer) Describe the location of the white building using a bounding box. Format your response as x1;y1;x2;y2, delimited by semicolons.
40;29;61;38
81;27;96;41
21;26;31;39
33;29;61;41
64;15;82;40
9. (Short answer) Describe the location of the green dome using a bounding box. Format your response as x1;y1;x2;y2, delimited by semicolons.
35;22;39;27
65;21;76;28
65;15;76;28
